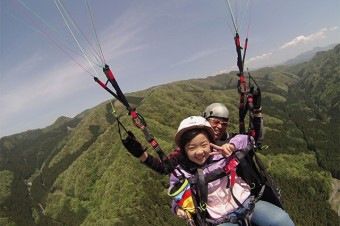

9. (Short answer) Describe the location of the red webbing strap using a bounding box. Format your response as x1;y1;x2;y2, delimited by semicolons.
224;158;244;208
103;65;131;109
223;158;240;187
94;76;120;100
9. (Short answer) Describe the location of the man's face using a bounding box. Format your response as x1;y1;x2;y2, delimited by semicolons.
207;117;228;141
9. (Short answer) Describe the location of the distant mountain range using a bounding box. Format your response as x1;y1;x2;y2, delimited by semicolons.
283;43;338;65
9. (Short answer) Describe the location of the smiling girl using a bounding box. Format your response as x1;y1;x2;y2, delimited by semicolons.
169;116;294;226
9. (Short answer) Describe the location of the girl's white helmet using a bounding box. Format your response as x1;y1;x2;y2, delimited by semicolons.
174;116;215;147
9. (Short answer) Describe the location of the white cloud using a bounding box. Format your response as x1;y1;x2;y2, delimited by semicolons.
170;48;226;68
329;26;338;31
247;51;273;65
99;3;158;62
279;28;329;49
0;59;92;122
245;26;338;67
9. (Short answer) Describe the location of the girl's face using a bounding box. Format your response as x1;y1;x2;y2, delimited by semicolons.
184;132;212;165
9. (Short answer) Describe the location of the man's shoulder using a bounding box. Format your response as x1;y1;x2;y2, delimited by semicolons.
220;132;238;142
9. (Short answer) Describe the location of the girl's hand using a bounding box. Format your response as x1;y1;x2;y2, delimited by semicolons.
209;143;235;157
139;151;148;162
176;207;187;218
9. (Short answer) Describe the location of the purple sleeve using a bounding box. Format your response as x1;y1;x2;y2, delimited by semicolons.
169;173;180;215
229;134;253;150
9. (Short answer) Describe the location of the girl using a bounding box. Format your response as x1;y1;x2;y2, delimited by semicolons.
169;116;294;226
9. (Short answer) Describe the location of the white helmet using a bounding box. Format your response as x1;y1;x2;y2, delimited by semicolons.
203;103;229;120
174;116;215;147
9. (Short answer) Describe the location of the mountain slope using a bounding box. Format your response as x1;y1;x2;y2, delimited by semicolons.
0;112;87;225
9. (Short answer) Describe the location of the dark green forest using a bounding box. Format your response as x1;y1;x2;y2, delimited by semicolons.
0;45;339;226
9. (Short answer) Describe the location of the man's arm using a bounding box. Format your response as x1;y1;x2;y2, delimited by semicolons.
141;149;183;175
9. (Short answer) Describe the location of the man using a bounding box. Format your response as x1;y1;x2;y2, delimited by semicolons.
126;103;235;174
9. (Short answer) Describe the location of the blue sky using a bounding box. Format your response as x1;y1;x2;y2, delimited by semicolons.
0;0;339;138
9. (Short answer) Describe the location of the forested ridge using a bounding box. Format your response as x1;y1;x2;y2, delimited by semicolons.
0;45;339;226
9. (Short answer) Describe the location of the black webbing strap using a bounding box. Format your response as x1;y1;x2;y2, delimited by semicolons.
197;168;208;211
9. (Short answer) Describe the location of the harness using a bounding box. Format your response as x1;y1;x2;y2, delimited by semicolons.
170;144;263;226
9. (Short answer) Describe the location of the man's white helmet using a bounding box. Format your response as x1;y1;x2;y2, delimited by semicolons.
203;103;229;120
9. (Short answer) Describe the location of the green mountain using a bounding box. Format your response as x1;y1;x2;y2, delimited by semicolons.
1;45;339;226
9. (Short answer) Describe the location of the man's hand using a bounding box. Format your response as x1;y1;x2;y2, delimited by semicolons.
122;131;147;158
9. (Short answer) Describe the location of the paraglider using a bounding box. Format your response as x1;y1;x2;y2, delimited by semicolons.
6;1;295;225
